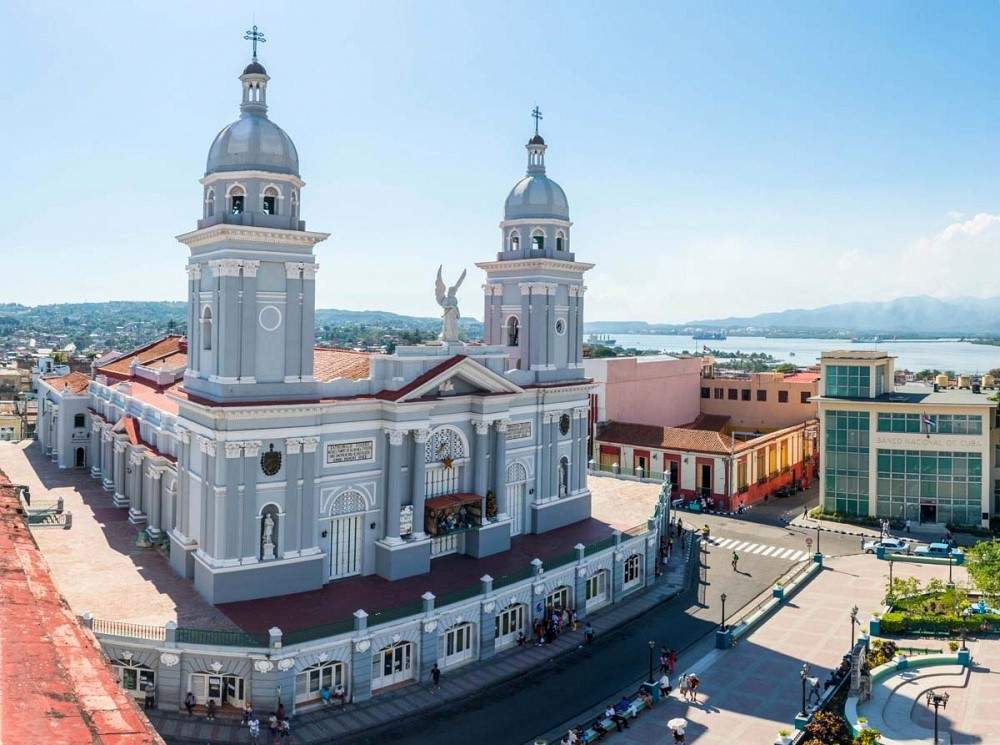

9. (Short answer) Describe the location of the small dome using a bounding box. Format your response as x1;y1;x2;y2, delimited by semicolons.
505;175;569;220
528;134;545;145
206;115;299;176
243;61;267;75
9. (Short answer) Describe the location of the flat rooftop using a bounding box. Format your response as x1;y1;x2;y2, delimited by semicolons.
821;350;894;360
0;442;654;636
816;383;996;407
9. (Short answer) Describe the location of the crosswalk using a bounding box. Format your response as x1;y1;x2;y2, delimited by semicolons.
705;536;810;562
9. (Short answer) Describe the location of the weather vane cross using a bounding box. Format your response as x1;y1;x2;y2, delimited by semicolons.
531;105;543;136
244;24;266;61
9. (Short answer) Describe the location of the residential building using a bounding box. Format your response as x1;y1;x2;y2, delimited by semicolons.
584;355;702;429
699;368;819;432
815;351;995;527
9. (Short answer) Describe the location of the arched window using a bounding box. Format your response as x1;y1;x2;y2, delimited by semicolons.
201;307;213;351
559;456;569;497
262;186;279;216
506;316;519;347
509;231;520;252
228;185;245;215
206;189;215;217
291;189;299;218
531;230;544;251
73;413;85;429
556;231;565;251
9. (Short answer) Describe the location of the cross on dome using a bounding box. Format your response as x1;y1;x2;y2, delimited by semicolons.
531;105;543;136
244;24;266;61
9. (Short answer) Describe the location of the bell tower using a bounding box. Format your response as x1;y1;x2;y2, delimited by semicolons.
177;30;329;403
476;111;593;383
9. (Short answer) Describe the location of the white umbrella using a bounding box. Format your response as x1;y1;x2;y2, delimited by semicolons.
668;717;687;731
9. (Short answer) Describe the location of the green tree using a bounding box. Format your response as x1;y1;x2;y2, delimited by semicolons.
803;710;852;744
965;539;1000;600
773;362;798;374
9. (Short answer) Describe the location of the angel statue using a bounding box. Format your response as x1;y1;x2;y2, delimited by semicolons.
435;265;467;342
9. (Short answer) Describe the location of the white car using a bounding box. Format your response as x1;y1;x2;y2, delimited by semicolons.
863;537;912;555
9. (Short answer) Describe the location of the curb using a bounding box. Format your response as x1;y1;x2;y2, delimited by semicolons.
782;517;873;539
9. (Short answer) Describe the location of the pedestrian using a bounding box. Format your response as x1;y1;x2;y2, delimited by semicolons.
275;702;286;722
517;630;526;647
242;699;253;724
667;538;674;560
604;703;629;732
143;681;155;710
688;673;701;702
672;726;686;743
731;550;739;572
584;622;595;645
248;716;261;744
268;714;278;740
205;699;216;721
184;690;195;716
658;672;672;697
668;648;677;674
659;650;669;674
431;663;441;690
278;718;290;741
905;518;911;534
676;518;682;537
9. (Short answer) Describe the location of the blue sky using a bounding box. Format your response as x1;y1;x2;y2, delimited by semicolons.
5;1;1000;322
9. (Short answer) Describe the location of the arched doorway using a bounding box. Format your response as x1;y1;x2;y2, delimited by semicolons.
506;463;528;536
75;447;86;468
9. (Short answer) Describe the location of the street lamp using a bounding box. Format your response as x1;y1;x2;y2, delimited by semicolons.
799;663;810;718
720;593;728;631
815;522;821;557
850;605;859;648
926;690;949;744
647;640;655;684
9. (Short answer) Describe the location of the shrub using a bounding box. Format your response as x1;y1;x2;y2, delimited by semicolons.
868;639;898;667
804;710;852;744
854;729;883;745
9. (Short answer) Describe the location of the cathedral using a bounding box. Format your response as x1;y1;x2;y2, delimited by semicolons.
37;44;595;604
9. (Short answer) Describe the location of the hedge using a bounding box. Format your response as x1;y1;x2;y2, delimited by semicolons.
879;611;1000;635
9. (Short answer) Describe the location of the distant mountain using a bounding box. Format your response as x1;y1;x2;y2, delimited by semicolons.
691;296;1000;336
315;308;479;330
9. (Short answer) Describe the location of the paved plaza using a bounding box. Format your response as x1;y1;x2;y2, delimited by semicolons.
0;441;662;631
551;553;988;744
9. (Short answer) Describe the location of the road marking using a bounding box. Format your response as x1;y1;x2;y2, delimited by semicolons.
733;541;751;551
708;537;812;562
751;544;768;554
788;551;806;562
761;546;777;556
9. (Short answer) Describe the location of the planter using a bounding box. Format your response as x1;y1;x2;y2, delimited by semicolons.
777;733;792;745
869;617;881;636
772;586;785;600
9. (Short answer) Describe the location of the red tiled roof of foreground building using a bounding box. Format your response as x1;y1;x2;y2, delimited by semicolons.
313;348;371;381
0;472;163;744
599;421;735;455
40;370;91;394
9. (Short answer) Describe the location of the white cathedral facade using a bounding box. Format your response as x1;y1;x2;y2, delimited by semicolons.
37;50;594;604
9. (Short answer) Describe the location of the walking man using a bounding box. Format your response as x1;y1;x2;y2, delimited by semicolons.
731;550;739;572
431;663;441;691
585;622;595;645
184;690;195;716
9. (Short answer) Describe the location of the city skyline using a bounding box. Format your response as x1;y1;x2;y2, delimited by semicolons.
6;2;1000;321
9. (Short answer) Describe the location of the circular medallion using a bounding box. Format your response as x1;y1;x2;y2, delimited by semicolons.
555;319;566;335
258;305;282;332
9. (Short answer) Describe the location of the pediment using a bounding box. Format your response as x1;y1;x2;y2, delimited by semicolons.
390;356;523;402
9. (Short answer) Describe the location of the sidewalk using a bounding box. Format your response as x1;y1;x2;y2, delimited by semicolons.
538;553;973;744
148;535;699;744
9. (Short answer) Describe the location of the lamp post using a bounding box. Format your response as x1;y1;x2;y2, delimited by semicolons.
721;593;728;631
947;552;955;589
799;663;809;718
647;640;655;684
850;605;859;648
889;556;894;588
815;522;821;556
926;690;949;744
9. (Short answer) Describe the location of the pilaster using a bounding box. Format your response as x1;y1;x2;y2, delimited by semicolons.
411;429;429;538
493;420;508;517
383;429;405;544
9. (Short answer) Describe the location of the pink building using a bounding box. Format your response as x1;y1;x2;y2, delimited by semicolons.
584;355;702;428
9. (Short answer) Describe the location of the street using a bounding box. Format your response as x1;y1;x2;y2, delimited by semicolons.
343;488;865;744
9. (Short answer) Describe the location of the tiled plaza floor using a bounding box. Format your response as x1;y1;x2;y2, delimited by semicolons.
0;441;659;632
567;554;978;744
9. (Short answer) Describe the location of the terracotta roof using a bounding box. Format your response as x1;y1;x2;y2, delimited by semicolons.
96;335;186;378
599;421;734;455
313;348;371;381
41;371;90;395
679;413;730;432
784;371;820;383
0;472;164;744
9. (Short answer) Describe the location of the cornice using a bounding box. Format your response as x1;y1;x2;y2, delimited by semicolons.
475;258;594;274
175;223;330;249
200;170;306;190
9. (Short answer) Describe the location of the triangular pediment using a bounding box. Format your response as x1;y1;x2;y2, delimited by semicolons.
389;356;523;402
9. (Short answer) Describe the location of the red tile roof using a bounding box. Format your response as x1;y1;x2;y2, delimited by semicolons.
679;413;731;432
784;371;821;383
313;348;371;381
41;370;91;395
599;421;734;454
96;335;186;379
0;472;164;744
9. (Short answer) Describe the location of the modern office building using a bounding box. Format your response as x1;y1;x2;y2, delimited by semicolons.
815;351;996;527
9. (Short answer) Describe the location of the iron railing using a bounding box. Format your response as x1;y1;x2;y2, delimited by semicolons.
175;627;269;648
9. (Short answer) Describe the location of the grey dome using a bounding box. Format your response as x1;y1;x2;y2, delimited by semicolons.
206;114;299;176
504;175;569;220
243;61;267;75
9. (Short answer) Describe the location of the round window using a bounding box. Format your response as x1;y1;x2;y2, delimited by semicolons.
555;319;566;335
559;413;571;436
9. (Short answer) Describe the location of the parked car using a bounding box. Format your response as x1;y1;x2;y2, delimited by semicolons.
862;537;912;555
914;542;952;557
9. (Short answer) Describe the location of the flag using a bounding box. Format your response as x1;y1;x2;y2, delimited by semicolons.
922;414;936;431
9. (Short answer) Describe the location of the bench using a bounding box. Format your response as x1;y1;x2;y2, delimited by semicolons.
574;694;652;742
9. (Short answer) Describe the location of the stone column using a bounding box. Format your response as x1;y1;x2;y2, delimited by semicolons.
285;438;303;556
473;421;490;519
537;413;549;501
90;421;102;479
519;283;532;370
101;430;114;490
146;466;163;538
186;264;201;374
411;429;429;539
112;440;127;506
300;264;318;379
128;450;147;524
240;261;259;382
572;407;587;493
242;441;261;560
175;429;192;540
493;420;508;518
549;414;560;499
576;286;587;366
300;437;319;552
199;438;216;555
568;286;579;367
384;430;405;544
284;262;304;380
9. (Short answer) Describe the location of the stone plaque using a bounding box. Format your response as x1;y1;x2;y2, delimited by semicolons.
400;505;414;537
506;421;532;441
326;439;374;465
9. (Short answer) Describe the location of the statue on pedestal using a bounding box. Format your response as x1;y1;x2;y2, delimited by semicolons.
435;265;466;343
262;512;276;560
